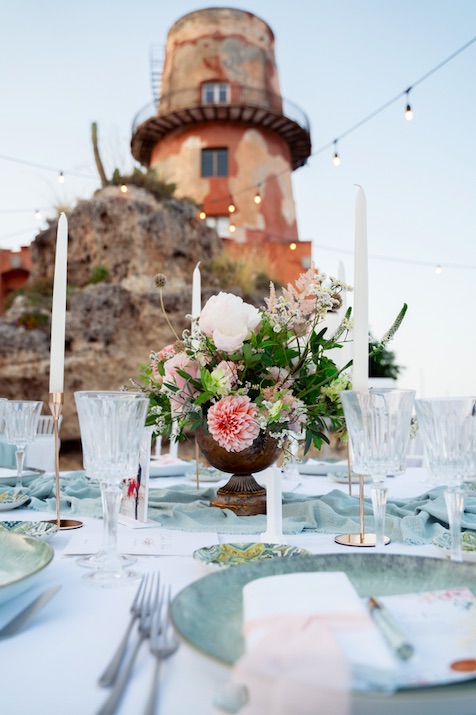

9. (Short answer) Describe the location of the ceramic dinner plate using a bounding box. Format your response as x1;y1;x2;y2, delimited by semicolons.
187;468;224;483
171;553;476;711
433;531;476;563
297;459;348;476
0;520;58;540
149;460;196;478
0;492;30;511
193;542;311;569
0;466;45;486
0;532;54;605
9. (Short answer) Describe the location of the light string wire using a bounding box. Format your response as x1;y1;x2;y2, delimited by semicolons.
1;34;475;255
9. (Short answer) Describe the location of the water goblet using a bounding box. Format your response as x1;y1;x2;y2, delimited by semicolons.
340;389;415;548
415;397;476;563
4;400;43;488
74;390;148;586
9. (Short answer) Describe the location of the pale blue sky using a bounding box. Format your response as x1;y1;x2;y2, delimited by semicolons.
1;0;475;397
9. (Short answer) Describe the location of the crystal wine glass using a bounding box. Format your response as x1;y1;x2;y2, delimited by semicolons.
4;400;43;488
74;390;148;586
340;389;415;548
415;397;476;562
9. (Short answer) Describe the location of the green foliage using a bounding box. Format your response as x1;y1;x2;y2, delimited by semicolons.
17;311;49;330
88;265;109;284
111;167;176;201
4;278;53;311
369;340;402;379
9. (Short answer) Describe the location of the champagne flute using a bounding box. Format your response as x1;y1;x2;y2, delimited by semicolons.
415;397;476;562
340;389;415;548
74;390;148;586
4;400;43;488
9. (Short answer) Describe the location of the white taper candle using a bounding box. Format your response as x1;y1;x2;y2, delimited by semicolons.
49;213;68;393
352;187;369;392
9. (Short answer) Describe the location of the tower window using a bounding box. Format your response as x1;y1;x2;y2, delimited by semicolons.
202;82;229;104
201;148;228;177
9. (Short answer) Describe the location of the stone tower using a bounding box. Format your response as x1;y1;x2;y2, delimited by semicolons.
131;7;312;284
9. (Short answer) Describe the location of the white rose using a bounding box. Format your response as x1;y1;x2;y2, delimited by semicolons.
199;292;261;353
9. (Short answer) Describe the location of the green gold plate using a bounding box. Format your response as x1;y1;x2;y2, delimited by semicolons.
193;542;311;568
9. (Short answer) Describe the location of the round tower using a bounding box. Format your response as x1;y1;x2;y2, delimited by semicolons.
131;7;312;283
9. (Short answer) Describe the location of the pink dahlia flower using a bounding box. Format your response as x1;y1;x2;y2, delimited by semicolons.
207;395;260;452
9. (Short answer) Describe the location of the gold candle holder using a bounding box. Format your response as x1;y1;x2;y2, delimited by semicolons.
334;474;389;546
44;392;83;530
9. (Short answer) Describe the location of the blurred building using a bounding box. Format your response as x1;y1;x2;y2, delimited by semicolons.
0;247;31;312
131;7;312;285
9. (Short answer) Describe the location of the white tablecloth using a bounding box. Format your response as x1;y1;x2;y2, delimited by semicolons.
0;468;474;715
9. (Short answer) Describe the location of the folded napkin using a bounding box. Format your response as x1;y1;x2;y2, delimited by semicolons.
230;572;398;714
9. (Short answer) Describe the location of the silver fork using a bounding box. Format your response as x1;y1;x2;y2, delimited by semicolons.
97;573;160;715
143;585;180;715
99;573;149;687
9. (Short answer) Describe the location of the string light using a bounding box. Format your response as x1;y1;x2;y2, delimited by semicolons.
120;183;128;193
198;209;207;220
289;242;297;251
229;222;236;233
253;189;262;204
332;140;341;167
405;88;413;121
58;171;65;184
435;264;442;275
34;209;42;220
227;198;236;214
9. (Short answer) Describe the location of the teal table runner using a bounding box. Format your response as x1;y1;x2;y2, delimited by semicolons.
2;471;476;545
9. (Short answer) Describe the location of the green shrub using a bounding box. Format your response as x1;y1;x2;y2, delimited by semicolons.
88;265;109;284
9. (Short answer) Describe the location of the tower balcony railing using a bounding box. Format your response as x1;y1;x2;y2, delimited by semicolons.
131;85;310;135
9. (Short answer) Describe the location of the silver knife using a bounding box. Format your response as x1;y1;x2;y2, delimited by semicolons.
0;585;62;639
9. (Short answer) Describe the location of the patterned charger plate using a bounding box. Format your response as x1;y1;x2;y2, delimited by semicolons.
0;520;58;540
433;531;476;562
193;542;311;568
0;492;30;511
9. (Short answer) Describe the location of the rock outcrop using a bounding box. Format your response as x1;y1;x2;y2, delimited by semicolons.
0;186;221;440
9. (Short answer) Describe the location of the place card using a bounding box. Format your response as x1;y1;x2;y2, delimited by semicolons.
62;526;218;557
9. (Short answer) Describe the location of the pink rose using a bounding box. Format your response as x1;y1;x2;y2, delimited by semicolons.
163;352;200;414
199;292;261;353
207;395;260;452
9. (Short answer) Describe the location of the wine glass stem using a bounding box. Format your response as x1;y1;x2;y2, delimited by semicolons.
100;481;123;571
444;487;464;563
15;448;25;489
371;479;388;549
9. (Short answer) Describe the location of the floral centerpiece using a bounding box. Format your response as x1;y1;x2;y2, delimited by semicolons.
138;267;354;463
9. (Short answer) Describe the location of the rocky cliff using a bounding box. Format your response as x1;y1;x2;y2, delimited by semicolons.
0;186;222;441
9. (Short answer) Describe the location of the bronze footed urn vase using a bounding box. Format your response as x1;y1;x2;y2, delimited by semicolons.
195;427;281;516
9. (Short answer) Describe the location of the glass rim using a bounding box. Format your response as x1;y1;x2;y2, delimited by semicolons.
74;390;146;398
415;396;476;402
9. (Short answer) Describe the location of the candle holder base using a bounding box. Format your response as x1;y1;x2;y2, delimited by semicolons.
334;533;390;547
44;518;83;530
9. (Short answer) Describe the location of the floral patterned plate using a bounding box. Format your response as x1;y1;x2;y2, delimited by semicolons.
0;492;30;511
193;542;311;569
433;531;476;563
0;520;58;540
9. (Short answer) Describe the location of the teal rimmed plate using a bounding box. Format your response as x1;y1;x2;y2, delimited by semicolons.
171;553;476;714
0;532;54;605
193;542;311;569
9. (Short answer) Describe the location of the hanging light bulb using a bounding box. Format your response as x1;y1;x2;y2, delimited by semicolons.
198;209;207;220
58;171;65;183
405;88;413;121
435;264;442;275
228;198;236;214
254;188;262;204
229;222;236;233
120;183;128;193
289;242;297;251
34;209;42;220
332;140;341;166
